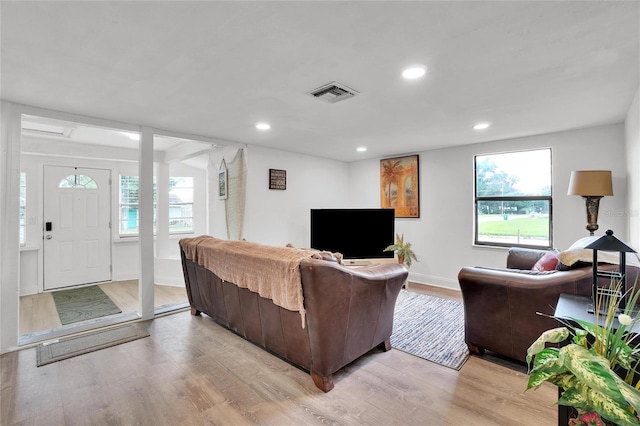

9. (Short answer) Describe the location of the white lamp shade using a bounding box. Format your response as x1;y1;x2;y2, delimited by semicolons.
567;170;613;196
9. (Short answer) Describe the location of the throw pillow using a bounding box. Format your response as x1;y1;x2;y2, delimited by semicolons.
531;249;560;272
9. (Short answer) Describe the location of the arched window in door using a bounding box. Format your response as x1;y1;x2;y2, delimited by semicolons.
58;174;98;189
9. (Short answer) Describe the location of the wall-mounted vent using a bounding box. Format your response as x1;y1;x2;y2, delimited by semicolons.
307;81;359;103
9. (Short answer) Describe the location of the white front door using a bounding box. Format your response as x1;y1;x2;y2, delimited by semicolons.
43;166;112;290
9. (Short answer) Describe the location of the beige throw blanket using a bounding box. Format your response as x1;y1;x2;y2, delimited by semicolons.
180;236;326;327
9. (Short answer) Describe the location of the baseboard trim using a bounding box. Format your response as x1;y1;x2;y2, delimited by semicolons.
408;272;460;291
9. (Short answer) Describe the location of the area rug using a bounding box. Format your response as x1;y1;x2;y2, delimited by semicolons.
391;290;469;370
52;285;122;325
36;323;149;367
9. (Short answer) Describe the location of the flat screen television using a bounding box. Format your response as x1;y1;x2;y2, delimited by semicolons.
310;208;395;259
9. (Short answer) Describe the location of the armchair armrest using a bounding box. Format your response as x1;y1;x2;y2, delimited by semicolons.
458;266;592;362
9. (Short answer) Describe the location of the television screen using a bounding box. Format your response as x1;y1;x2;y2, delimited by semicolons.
310;208;395;259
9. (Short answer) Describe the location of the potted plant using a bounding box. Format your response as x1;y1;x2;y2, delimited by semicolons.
384;233;417;268
526;279;640;426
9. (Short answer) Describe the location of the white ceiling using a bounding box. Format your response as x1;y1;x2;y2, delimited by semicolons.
2;1;638;163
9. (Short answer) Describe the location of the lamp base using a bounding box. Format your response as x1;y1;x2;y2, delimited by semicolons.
584;196;603;236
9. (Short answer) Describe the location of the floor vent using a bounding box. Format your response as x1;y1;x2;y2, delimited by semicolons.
307;81;359;103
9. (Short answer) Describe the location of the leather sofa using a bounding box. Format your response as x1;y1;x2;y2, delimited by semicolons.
458;247;639;363
180;238;408;392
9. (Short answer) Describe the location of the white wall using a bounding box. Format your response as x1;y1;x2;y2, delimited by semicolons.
625;87;640;250
242;145;350;247
348;123;629;290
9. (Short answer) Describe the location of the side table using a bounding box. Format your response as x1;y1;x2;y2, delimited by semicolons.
555;293;640;334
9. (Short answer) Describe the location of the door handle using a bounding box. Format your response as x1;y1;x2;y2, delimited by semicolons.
45;235;53;240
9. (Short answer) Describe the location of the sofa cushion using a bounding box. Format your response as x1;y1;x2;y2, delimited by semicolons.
531;249;559;272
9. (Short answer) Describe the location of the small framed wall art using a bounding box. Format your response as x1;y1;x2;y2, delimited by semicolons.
380;154;420;218
269;168;286;190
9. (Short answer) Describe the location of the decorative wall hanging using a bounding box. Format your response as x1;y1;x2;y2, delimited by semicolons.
269;168;287;190
225;149;246;240
218;159;228;199
380;154;420;218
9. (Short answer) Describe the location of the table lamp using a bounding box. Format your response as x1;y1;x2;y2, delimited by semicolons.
567;170;613;235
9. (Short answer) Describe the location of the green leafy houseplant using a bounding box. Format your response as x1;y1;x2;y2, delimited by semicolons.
384;233;417;268
526;279;640;426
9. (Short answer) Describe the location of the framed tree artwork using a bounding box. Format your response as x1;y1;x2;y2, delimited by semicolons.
380;154;420;218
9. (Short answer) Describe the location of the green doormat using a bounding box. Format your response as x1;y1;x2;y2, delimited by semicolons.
37;323;149;367
52;285;122;325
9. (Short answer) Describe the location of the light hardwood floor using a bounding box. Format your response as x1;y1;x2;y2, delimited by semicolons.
19;281;188;335
3;283;557;425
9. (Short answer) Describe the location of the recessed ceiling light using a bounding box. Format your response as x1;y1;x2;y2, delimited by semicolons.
473;122;491;130
357;147;367;152
402;66;427;79
256;122;271;130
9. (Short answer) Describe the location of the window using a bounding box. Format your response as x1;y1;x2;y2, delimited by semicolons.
474;148;552;248
19;172;26;245
119;175;145;236
119;175;192;236
59;174;97;188
168;177;193;234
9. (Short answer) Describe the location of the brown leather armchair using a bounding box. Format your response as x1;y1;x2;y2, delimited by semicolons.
458;247;594;363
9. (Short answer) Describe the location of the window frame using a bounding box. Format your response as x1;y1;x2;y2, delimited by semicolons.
168;176;194;235
119;175;194;237
473;149;553;249
118;175;146;237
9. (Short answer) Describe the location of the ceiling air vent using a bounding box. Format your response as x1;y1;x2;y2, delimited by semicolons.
307;81;359;104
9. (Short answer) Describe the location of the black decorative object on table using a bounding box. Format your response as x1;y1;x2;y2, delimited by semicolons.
585;229;637;312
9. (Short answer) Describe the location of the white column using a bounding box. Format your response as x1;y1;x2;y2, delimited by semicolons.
138;127;154;319
0;101;22;353
155;162;171;258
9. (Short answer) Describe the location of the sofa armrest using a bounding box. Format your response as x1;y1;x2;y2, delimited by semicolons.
299;260;408;376
506;247;549;269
